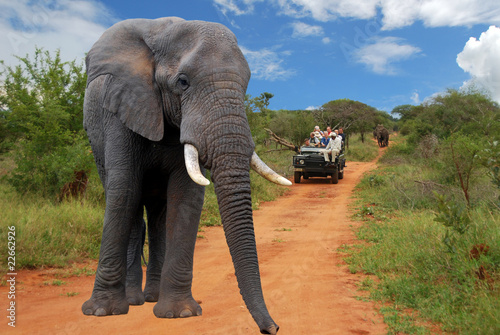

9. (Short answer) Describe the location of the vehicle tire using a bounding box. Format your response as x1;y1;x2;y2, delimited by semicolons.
294;171;301;184
338;169;344;180
331;169;339;184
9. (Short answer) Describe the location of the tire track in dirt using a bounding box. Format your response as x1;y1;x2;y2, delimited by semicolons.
1;148;387;335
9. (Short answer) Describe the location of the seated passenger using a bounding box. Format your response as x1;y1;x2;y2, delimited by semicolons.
308;132;321;147
319;132;342;165
320;133;330;147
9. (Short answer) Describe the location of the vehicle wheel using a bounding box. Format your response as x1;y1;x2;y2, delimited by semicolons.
294;171;301;184
331;169;339;184
338;169;344;180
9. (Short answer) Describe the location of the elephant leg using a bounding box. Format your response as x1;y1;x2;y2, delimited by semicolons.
82;169;142;316
125;208;146;305
153;169;205;319
143;198;167;302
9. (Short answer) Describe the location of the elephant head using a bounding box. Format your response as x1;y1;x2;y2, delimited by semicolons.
85;17;289;334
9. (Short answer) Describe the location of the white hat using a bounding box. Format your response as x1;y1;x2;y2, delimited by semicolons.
329;132;336;137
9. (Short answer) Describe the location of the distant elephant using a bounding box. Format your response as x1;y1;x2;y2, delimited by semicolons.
375;124;389;147
82;17;290;335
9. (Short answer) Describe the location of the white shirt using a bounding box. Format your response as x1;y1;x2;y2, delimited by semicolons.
326;136;342;152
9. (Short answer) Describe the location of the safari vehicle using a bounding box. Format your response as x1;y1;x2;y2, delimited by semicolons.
292;146;345;184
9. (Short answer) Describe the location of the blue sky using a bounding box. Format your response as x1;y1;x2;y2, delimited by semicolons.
1;0;499;113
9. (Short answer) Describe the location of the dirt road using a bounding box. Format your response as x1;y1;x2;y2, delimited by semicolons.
1;150;387;335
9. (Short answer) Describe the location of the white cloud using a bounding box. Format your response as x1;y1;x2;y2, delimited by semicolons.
457;26;500;103
214;0;500;30
213;0;264;15
291;21;323;38
353;37;421;75
305;105;320;110
322;37;332;44
277;0;379;22
240;46;296;80
0;0;115;68
381;0;500;30
411;90;420;104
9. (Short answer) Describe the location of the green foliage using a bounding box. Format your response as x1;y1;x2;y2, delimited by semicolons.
268;109;316;146
434;192;471;253
245;92;275;144
8;135;94;196
0;181;103;272
0;48;90;197
437;132;485;206
482;140;500;205
394;89;500;146
346;130;500;334
344;133;379;162
314;98;396;142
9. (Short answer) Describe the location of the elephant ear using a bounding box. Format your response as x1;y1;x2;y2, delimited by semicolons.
86;18;182;141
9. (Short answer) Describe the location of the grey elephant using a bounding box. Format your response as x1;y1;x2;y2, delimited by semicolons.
375;124;389;147
82;17;290;335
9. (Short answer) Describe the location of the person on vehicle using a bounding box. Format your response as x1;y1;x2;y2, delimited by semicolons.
314;126;324;137
320;132;342;165
326;126;332;136
314;131;323;142
320;133;330;147
309;132;321;147
339;127;346;143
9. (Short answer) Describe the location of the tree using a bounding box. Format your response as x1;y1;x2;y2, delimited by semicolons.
0;48;93;196
268;110;316;146
245;92;275;144
314;99;381;143
395;89;500;145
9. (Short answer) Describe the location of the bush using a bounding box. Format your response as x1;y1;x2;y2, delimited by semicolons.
8;135;94;197
0;48;89;198
347;132;500;334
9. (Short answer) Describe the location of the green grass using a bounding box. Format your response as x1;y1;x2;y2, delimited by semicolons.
345;133;380;162
0;180;104;272
344;137;500;334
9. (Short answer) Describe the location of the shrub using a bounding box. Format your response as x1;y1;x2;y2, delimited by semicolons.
0;48;89;198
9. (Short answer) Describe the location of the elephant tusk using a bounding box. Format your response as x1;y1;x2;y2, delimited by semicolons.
184;144;210;186
250;152;292;186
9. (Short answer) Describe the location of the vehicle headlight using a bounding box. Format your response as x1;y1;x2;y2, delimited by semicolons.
300;160;305;165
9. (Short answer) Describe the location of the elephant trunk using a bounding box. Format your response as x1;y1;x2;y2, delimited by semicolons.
211;161;279;334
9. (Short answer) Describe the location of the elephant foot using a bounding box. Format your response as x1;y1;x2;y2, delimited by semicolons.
143;278;160;302
143;286;159;302
126;286;145;305
153;296;202;318
82;291;129;316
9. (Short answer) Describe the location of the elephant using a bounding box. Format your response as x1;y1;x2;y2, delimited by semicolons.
81;17;290;335
374;124;389;147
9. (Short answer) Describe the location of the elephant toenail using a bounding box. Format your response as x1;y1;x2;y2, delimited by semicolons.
112;309;121;315
84;309;93;315
95;308;107;316
196;306;202;316
165;311;174;318
180;309;193;318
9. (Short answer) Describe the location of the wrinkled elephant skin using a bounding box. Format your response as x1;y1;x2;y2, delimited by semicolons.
82;17;287;334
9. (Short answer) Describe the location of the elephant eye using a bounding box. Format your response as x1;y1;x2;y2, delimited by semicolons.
177;75;190;91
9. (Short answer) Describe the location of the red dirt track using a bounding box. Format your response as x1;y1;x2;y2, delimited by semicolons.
1;148;387;335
